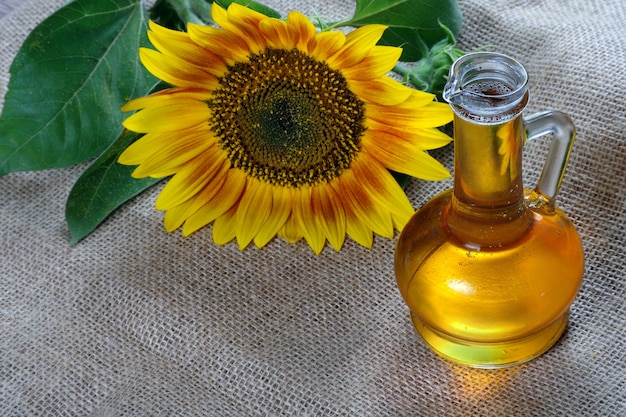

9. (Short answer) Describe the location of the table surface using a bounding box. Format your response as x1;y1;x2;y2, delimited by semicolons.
1;0;624;416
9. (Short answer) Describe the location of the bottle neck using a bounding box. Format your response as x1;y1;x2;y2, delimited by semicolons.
447;114;531;247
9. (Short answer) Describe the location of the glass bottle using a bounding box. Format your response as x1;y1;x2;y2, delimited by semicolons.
394;52;584;368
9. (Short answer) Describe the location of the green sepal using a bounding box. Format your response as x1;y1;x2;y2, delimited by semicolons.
0;0;156;176
66;129;163;244
394;24;467;98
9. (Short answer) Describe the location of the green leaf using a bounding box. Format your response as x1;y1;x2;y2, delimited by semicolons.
149;0;189;30
214;0;281;18
0;0;157;176
150;0;213;28
66;129;162;244
344;0;463;61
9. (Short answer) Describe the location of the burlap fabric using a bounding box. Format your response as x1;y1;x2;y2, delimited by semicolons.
1;0;624;415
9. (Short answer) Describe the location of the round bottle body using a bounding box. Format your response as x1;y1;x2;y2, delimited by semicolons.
395;190;584;368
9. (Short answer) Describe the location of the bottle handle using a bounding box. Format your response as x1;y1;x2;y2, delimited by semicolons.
523;110;576;210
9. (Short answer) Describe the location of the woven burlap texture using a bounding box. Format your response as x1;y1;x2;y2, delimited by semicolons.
1;0;624;416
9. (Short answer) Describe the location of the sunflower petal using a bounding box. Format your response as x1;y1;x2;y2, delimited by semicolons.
362;130;451;180
164;162;229;232
174;162;229;226
121;88;211;112
254;186;292;248
365;96;451;126
258;18;293;49
279;212;303;244
312;184;346;251
326;24;387;68
163;198;195;232
296;187;326;255
404;101;455;128
187;24;250;65
147;22;225;74
130;132;216;179
118;131;166;167
212;205;238;245
211;3;267;54
349;77;413;106
308;30;346;61
122;99;211;133
336;163;394;238
182;169;246;236
139;48;218;89
226;2;267;27
234;179;273;249
341;45;402;80
351;154;415;229
345;209;374;247
327;180;372;247
286;10;317;52
365;119;452;150
155;154;223;210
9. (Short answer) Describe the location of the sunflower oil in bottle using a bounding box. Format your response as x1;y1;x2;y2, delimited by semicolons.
394;53;584;368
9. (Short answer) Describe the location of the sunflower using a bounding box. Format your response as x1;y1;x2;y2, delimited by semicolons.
119;3;453;254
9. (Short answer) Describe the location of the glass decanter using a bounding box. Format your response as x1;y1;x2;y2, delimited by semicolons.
394;52;584;368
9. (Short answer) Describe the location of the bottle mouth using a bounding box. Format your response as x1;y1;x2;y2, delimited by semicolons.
443;52;529;123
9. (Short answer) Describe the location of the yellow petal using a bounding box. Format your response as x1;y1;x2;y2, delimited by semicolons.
211;3;267;54
163;197;196;232
279;212;304;244
121;88;211;112
139;48;218;89
235;179;272;250
346;214;374;248
254;186;292;248
226;2;267;26
155;153;223;210
118;131;165;166
365;119;452;150
354;151;416;229
187;24;250;65
212;205;238;245
166;161;230;231
362;90;443;124
335;163;394;238
311;183;346;251
345;207;374;247
326;24;387;68
118;123;210;168
131;132;216;179
400;101;454;128
295;187;326;255
147;21;225;73
122;99;211;133
328;171;373;247
182;169;247;236
365;130;450;180
341;45;402;81
286;10;317;52
307;30;346;61
349;76;413;106
258;18;293;49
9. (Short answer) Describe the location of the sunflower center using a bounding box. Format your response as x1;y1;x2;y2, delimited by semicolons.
209;48;365;187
